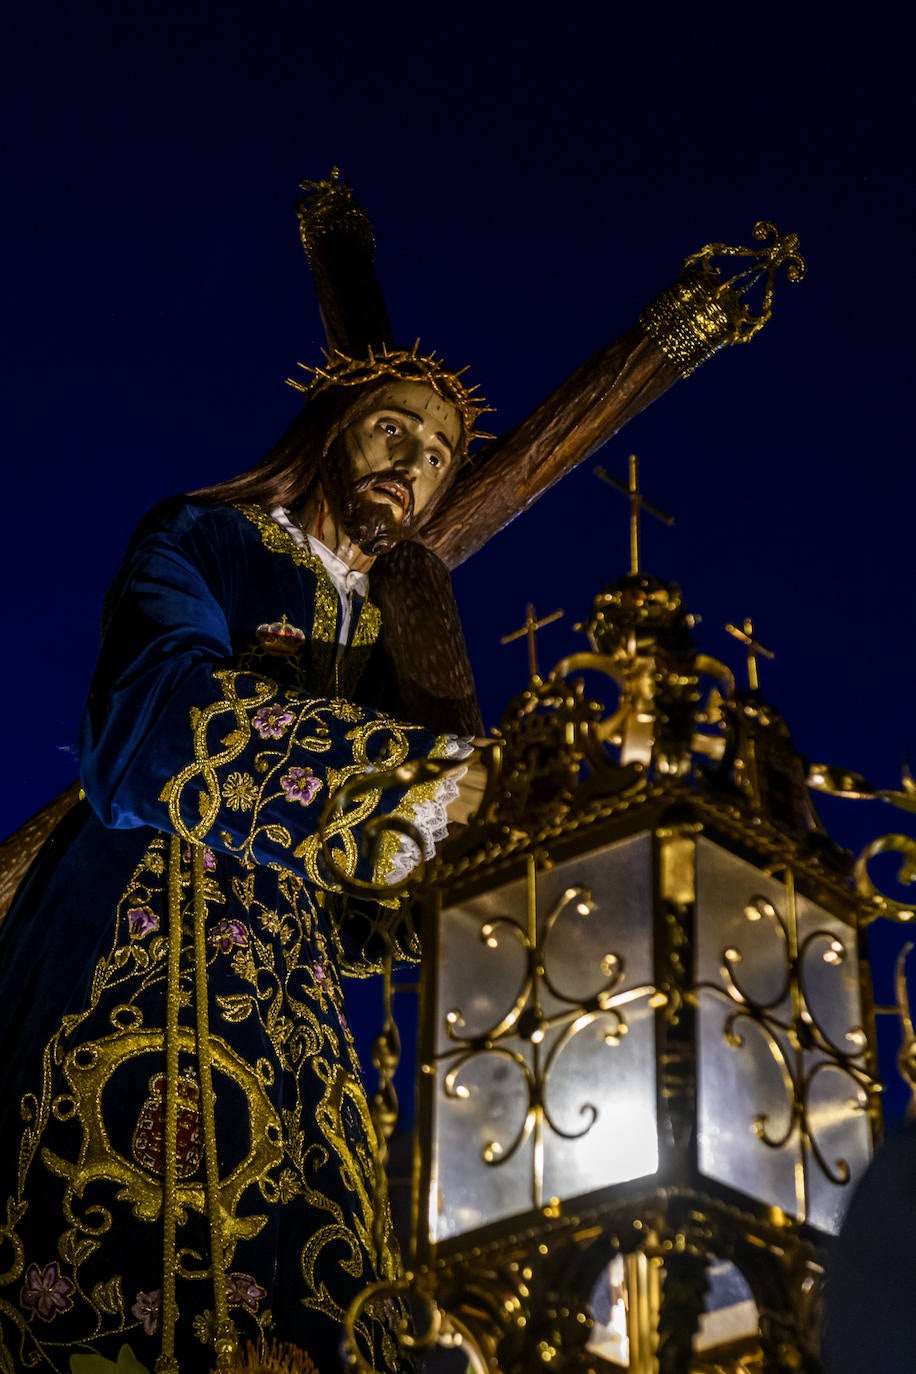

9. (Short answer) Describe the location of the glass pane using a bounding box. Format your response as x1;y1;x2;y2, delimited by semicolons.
587;1253;629;1366
696;839;871;1233
694;1256;758;1353
428;833;657;1244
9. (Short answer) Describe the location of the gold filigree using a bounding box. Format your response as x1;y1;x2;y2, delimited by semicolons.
695;869;874;1222
161;670;276;844
430;854;662;1209
236;503;340;675
854;832;916;922
641;221;805;375
41;1024;282;1247
236;502;382;697
313;749;467;899
296;168;376;258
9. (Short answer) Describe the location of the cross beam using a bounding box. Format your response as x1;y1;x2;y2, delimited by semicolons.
595;455;675;575
725;617;775;691
500;603;564;682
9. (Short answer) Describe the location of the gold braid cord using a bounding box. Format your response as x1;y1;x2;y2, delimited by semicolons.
192;843;239;1368
156;836;184;1374
640;221;806;375
157;840;239;1370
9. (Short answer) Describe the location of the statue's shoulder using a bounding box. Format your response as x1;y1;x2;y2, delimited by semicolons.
125;494;252;555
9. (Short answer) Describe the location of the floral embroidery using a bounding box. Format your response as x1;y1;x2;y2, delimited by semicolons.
127;906;159;938
225;1272;267;1312
222;772;259;811
20;1261;75;1322
252;703;296;739
209;918;249;953
330;700;362;723
183;845;216;870
280;767;322;806
132;1288;161;1335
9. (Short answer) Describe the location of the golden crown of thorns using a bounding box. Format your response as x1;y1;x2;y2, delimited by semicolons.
287;342;494;448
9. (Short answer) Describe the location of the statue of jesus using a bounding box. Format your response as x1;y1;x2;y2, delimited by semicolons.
0;342;488;1374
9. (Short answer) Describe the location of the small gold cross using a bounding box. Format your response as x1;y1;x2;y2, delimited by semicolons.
500;603;564;681
595;455;674;575
725;617;775;691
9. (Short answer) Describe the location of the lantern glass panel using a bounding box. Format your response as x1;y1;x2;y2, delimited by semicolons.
695;839;869;1232
428;833;657;1245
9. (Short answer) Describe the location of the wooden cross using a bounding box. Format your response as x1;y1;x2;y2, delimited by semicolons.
725;616;775;691
500;603;564;681
594;455;675;575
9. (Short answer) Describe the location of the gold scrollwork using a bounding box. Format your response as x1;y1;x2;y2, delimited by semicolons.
342;1272;490;1374
640;221;805;374
697;875;874;1222
40;1024;283;1255
854;833;916;922
430;864;661;1206
316;754;469;898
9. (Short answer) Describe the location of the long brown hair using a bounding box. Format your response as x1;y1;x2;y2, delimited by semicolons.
192;388;347;511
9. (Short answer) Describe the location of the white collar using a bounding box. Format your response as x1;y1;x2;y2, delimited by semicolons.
269;507;369;600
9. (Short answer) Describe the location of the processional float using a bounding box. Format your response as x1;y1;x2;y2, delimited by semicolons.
6;172;914;1374
297;174;914;1374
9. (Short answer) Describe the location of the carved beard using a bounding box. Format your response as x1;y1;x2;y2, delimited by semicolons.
323;437;415;557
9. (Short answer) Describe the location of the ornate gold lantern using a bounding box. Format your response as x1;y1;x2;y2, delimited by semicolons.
340;530;911;1373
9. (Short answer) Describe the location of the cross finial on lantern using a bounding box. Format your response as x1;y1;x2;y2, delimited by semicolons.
725;616;775;691
595;456;675;575
500;603;564;682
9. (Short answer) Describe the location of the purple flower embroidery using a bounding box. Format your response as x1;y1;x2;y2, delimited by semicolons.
183;846;217;870
252;704;296;740
209;919;249;953
128;906;159;938
280;767;322;806
225;1272;267;1312
132;1288;161;1335
20;1262;74;1322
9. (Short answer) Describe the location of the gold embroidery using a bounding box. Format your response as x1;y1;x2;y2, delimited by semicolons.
41;1023;281;1247
161;670;275;843
234;501;382;696
158;833;183;1372
235;504;339;690
1;824;400;1368
191;844;238;1367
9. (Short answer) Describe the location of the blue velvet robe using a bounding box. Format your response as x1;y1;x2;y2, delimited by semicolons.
0;499;444;1373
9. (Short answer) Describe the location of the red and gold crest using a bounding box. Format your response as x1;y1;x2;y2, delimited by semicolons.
132;1069;202;1177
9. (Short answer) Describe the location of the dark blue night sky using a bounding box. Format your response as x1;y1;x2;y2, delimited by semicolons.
3;2;914;1109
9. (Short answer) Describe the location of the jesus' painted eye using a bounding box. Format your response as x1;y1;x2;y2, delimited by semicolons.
379;420;400;437
426;451;441;469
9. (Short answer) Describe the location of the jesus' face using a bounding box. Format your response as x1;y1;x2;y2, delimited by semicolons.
335;380;462;555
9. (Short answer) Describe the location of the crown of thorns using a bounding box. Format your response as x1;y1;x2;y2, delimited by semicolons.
287;342;494;448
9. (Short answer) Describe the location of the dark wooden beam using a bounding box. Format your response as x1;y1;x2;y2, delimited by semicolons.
419;325;681;569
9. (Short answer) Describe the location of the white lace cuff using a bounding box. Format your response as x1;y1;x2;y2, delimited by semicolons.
384;735;474;887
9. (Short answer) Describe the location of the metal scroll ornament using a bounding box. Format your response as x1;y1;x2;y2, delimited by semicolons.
430;859;664;1204
696;868;874;1221
808;760;916;922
